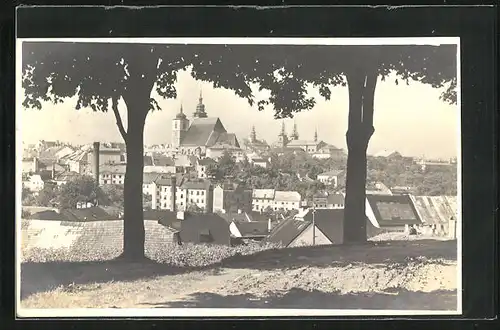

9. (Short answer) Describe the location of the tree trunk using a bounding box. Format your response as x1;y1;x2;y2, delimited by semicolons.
343;67;377;244
120;94;149;260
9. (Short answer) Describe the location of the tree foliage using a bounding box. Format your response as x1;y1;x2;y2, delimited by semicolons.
56;175;104;209
22;41;457;252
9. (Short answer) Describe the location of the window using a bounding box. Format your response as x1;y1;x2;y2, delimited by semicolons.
196;191;200;196
201;191;205;196
196;199;199;203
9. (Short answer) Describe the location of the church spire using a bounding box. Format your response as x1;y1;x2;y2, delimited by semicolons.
314;127;318;142
193;89;207;118
175;102;187;119
291;121;299;140
250;125;257;143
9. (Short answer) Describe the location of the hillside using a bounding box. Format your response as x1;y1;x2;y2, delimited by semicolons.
20;236;458;312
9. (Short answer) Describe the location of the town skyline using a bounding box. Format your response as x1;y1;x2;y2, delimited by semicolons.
19;69;459;159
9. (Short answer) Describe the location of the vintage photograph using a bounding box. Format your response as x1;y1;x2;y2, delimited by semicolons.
16;37;460;317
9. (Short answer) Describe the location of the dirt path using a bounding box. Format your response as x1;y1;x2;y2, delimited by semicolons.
21;240;459;311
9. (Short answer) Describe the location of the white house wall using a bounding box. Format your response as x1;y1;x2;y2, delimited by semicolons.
289;224;332;247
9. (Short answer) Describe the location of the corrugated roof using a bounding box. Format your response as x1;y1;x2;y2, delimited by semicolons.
274;191;301;202
252;189;275;199
410;195;457;225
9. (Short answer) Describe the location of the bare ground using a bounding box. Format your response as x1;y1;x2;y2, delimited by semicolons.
20;239;458;310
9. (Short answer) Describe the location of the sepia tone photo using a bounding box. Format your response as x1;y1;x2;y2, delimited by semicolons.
16;37;460;317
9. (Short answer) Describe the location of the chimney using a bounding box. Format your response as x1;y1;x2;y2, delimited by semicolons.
171;175;177;212
268;218;272;232
92;142;100;185
51;163;56;179
33;157;39;173
237;209;242;214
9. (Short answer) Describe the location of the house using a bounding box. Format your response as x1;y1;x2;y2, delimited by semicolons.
151;174;185;211
265;209;346;248
143;172;162;195
143;154;176;174
273;191;302;211
229;220;271;240
251;157;269;168
311;192;345;209
316;170;344;187
180;179;214;213
366;182;393;195
22;157;39;174
365;194;423;237
196;158;216;179
312;144;346;160
99;164;127;185
164;212;232;246
252;189;276;212
53;171;81;186
206;143;244;161
291;208;345;246
409;195;458;238
25;172;53;192
213;183;253;214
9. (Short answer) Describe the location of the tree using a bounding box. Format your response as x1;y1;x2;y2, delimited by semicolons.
22;42;456;256
252;44;457;243
22;43;268;259
35;184;58;207
56;175;105;209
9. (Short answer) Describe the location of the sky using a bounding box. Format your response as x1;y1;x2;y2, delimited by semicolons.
18;45;459;160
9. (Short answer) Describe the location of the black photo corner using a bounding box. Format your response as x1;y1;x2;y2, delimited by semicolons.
0;2;497;329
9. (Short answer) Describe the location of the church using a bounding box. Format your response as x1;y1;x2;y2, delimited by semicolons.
171;92;241;157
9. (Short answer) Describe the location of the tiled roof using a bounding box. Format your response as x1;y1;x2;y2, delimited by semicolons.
300;209;344;243
274;191;301;202
181;179;211;190
264;218;309;246
181;117;227;146
60;207;116;221
100;164;127;174
252;189;275;199
233;221;269;236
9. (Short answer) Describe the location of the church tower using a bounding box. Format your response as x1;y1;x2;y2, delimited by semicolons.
172;104;189;148
193;90;208;118
250;125;257;143
290;121;299;140
278;120;289;148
